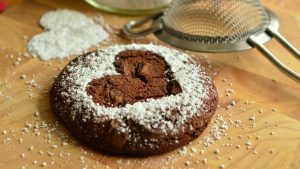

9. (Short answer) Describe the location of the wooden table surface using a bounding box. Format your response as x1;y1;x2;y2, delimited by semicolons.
0;0;299;169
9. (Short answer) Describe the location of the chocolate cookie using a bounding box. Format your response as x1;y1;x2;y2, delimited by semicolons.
51;44;218;156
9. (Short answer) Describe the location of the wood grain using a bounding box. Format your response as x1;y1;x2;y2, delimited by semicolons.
0;0;299;169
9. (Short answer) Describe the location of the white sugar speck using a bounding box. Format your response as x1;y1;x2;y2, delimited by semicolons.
184;161;190;166
214;149;220;154
219;164;225;169
29;146;34;151
41;162;47;167
249;115;256;121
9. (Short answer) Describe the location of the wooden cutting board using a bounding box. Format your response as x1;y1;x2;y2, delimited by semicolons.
0;0;299;169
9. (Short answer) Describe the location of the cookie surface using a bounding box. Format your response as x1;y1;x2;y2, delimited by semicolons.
50;44;218;156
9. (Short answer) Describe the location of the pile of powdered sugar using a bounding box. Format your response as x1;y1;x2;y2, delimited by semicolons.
27;9;109;60
58;44;212;134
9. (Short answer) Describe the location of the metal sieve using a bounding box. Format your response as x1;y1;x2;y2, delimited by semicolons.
123;0;300;82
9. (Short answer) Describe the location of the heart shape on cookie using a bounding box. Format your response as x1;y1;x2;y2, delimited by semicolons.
86;50;182;107
27;9;108;60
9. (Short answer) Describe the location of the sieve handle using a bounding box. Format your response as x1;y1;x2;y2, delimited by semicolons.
266;27;300;60
248;35;300;83
122;12;163;38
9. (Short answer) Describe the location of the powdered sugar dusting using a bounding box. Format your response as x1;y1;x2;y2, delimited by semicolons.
27;9;109;60
58;44;212;133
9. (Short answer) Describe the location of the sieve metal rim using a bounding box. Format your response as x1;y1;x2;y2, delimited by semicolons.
153;9;279;53
122;7;300;82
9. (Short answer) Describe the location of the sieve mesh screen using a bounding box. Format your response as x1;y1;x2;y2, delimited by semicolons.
162;0;270;44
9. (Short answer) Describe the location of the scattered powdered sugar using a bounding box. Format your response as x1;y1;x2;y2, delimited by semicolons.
58;44;212;133
27;9;109;60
